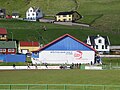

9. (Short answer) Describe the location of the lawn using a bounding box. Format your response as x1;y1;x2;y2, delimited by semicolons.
0;69;120;85
0;58;120;89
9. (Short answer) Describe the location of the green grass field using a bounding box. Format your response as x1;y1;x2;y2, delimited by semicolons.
0;58;120;89
0;0;120;45
0;19;120;45
0;0;120;33
0;69;120;85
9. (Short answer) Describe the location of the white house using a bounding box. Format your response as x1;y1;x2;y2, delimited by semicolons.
86;35;110;54
26;7;43;21
31;34;96;64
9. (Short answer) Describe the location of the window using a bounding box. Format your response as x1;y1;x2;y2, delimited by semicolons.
32;13;34;16
30;10;32;12
2;35;4;37
102;45;104;49
98;39;102;43
96;45;98;49
69;18;71;21
2;49;6;52
63;15;66;17
69;15;71;17
63;19;66;22
0;49;2;52
28;14;30;16
36;13;38;16
34;52;38;56
105;45;108;49
58;19;60;21
8;49;14;52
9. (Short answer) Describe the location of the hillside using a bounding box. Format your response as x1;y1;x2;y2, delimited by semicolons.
0;0;120;45
0;0;76;16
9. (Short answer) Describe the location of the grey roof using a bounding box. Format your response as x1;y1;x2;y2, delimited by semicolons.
0;8;6;13
12;12;19;16
0;41;17;48
31;7;40;12
89;35;110;45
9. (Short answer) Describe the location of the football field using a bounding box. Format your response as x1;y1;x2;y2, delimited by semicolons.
0;69;120;90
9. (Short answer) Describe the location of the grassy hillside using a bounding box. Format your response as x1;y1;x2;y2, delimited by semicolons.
0;0;76;16
0;0;120;45
0;19;119;45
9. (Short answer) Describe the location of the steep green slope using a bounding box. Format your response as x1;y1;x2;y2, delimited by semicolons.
0;0;76;16
0;0;120;45
0;19;119;45
78;0;120;33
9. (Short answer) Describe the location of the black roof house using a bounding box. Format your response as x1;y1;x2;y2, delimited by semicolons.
56;11;82;22
12;12;19;16
0;8;6;18
88;35;110;46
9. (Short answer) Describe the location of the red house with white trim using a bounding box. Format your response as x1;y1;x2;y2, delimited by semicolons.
0;41;17;54
0;28;7;41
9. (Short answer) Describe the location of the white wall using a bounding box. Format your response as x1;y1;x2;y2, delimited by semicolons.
94;37;109;52
32;50;95;64
12;16;19;18
26;7;43;20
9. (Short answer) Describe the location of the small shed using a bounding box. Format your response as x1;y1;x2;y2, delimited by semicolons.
31;34;96;64
12;12;19;18
0;8;6;18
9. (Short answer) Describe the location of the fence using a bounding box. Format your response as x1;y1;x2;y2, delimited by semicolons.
0;54;26;62
0;84;120;90
102;63;120;70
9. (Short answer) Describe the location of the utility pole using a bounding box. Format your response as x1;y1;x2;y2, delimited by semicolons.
11;32;13;41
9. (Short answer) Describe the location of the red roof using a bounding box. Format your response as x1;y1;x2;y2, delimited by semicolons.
6;15;12;19
0;28;7;34
33;34;97;52
20;41;39;47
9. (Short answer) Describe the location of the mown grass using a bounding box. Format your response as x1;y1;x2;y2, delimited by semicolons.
0;69;120;85
102;58;120;65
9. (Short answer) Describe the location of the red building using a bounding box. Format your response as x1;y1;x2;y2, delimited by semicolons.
0;41;17;54
0;28;7;40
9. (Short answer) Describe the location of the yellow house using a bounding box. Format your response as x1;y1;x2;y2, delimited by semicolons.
56;11;82;22
18;41;40;54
